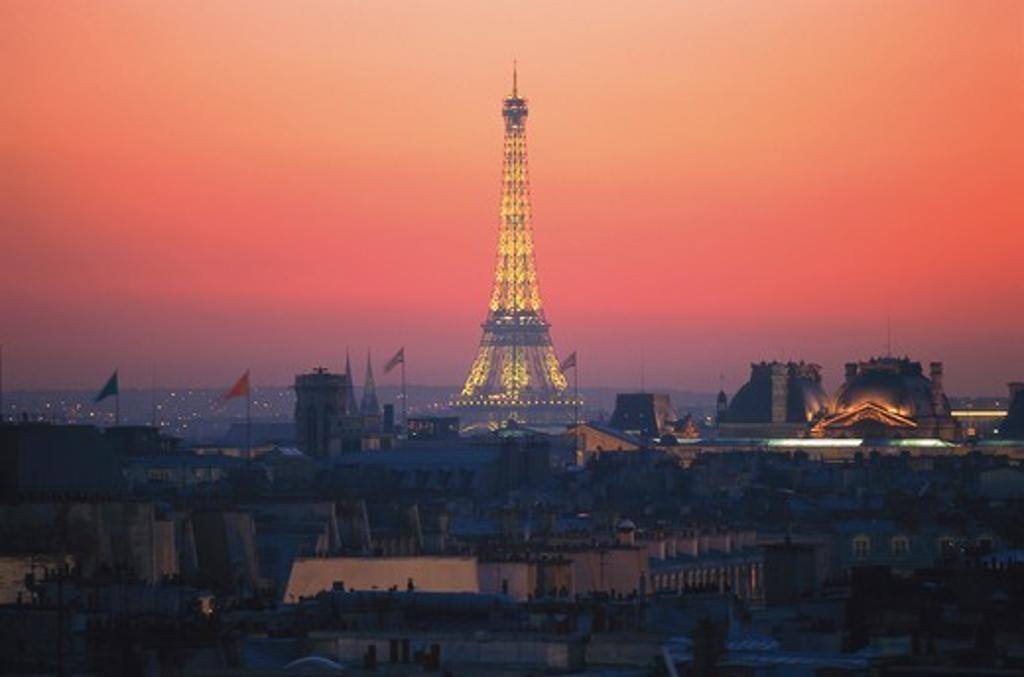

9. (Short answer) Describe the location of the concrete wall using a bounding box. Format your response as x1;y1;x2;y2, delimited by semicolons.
284;556;479;602
570;548;648;597
0;501;168;583
478;561;534;600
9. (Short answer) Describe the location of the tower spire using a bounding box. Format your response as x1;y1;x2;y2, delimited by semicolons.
343;348;358;415
452;73;574;424
361;349;380;416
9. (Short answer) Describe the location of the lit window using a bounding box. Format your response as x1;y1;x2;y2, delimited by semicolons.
852;535;870;559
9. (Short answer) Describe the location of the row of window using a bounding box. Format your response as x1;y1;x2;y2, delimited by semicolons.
851;534;994;558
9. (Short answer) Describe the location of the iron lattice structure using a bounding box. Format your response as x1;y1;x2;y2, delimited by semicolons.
451;71;576;421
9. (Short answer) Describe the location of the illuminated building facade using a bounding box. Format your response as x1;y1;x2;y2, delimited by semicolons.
813;357;960;440
716;357;960;441
451;69;576;425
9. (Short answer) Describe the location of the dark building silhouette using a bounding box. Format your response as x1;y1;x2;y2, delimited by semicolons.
294;363;393;457
715;389;728;423
0;423;122;499
294;368;349;458
999;382;1024;439
718;362;829;438
762;541;818;606
608;393;679;439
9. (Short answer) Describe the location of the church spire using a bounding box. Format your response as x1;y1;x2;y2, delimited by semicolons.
512;59;518;97
342;348;358;414
361;349;380;416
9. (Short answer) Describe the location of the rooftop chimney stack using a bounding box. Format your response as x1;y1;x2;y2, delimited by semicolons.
929;362;945;413
770;363;788;423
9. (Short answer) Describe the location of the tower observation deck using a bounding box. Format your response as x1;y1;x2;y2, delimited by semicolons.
450;68;578;426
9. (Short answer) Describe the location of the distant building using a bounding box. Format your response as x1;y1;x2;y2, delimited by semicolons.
407;416;460;441
570;422;642;461
814;357;960;440
718;358;961;441
718;362;829;438
294;365;393;457
999;381;1024;439
294;368;349;457
608;393;684;439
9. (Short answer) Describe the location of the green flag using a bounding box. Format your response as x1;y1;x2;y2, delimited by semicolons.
94;370;119;402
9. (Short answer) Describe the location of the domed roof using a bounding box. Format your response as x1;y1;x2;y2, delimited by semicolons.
720;362;829;424
833;357;945;419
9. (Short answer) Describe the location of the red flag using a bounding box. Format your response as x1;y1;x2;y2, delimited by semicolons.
223;370;250;400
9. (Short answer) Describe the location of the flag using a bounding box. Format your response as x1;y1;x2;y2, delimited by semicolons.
559;351;577;372
223;369;250;401
94;370;119;402
384;347;404;374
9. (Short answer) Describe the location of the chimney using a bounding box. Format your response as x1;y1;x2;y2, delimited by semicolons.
617;520;636;546
770;363;788;423
929;362;944;413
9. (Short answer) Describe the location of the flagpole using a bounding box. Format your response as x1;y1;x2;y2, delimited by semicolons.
573;353;579;426
400;357;407;433
246;371;252;458
151;364;157;428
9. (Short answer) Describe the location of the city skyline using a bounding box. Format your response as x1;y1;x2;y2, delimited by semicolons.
3;1;1023;394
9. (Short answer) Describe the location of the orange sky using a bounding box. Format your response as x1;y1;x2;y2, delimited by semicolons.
2;1;1022;395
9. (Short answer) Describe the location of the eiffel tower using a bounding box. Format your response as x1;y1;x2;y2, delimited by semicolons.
451;67;577;425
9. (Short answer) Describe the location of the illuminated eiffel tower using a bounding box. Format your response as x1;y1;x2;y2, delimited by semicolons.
451;67;577;425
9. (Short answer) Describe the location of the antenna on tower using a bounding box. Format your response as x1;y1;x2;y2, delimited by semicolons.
640;348;646;394
512;59;518;97
886;312;892;357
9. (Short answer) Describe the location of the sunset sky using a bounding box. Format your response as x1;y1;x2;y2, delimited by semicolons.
2;1;1022;395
